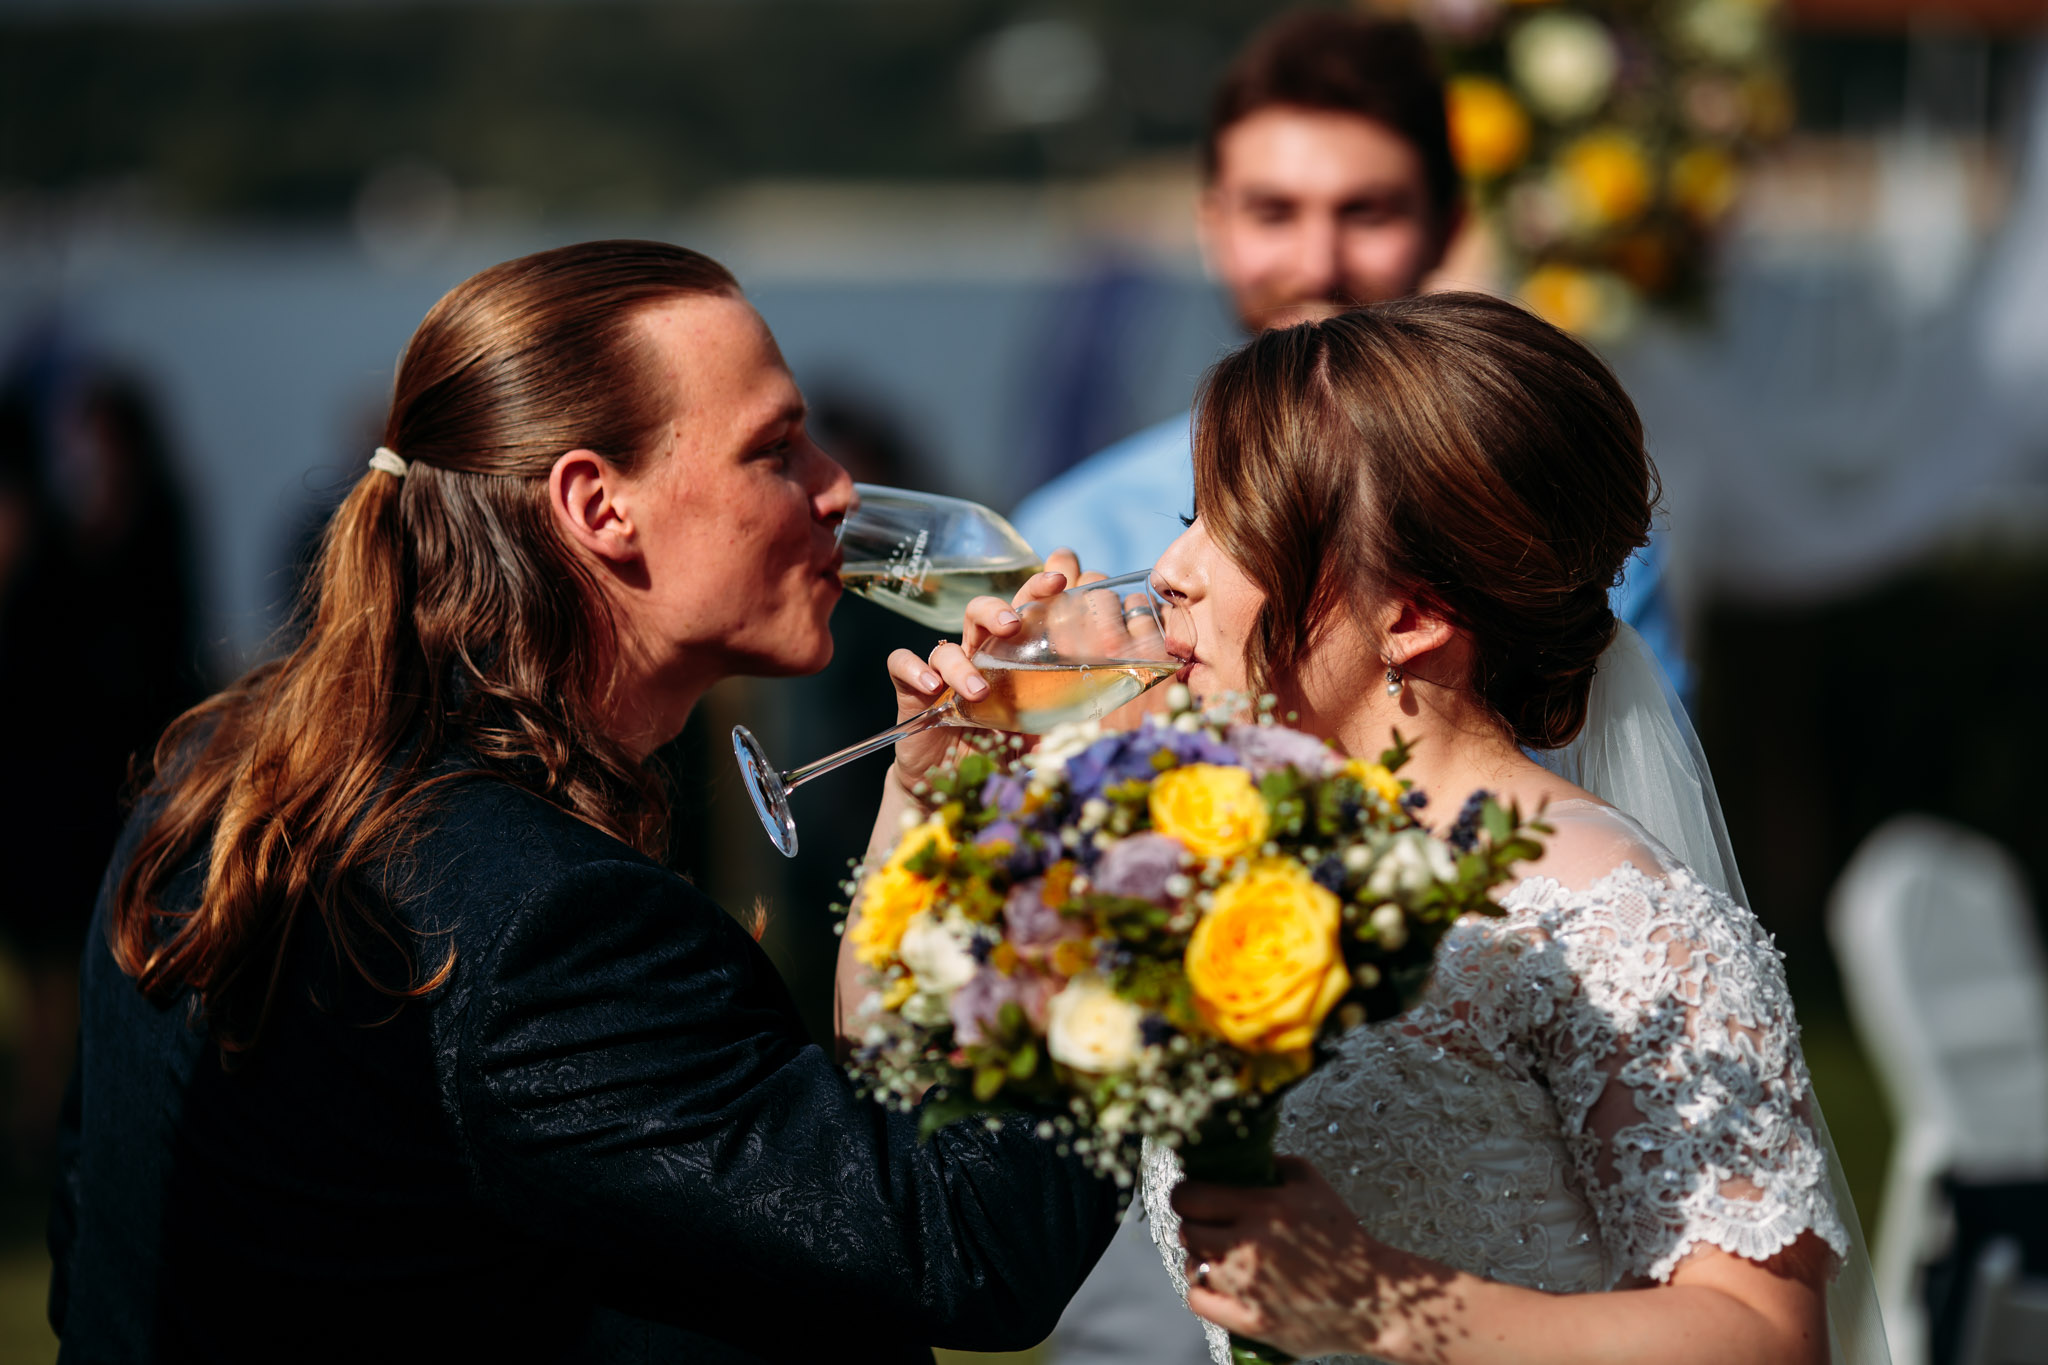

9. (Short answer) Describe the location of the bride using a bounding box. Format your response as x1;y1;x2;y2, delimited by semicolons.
882;293;1884;1365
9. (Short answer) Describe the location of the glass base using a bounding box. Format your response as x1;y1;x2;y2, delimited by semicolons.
732;725;799;859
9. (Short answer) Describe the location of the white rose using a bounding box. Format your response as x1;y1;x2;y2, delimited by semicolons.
1369;903;1410;952
1422;833;1458;882
1367;831;1426;897
1366;830;1461;898
1045;974;1144;1074
1508;12;1618;121
898;913;979;996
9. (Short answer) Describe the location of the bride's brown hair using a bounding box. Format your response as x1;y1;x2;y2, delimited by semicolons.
1192;291;1655;749
112;239;738;1050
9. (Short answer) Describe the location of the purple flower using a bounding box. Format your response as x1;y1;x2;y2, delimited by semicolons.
1225;723;1339;778
1015;968;1059;1032
975;819;1023;851
1003;880;1082;948
1064;726;1241;804
1062;735;1148;805
1159;727;1241;768
980;772;1029;816
950;968;1020;1046
1091;833;1189;904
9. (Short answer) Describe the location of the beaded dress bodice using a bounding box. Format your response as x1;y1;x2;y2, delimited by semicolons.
1142;803;1849;1365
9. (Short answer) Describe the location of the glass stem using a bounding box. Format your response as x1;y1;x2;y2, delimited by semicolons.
782;698;958;794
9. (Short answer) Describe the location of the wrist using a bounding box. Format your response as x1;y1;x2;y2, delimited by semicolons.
1342;1240;1437;1363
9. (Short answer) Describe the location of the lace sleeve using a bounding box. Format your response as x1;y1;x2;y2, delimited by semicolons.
1513;866;1850;1284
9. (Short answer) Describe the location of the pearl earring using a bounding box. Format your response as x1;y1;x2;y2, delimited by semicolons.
1385;667;1403;698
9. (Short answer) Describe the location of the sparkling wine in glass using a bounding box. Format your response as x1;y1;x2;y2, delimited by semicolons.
836;484;1042;632
733;570;1189;857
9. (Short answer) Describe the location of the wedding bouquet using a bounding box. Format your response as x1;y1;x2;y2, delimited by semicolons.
840;690;1546;1192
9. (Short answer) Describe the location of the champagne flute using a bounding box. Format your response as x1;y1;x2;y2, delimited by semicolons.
836;484;1042;632
733;570;1190;857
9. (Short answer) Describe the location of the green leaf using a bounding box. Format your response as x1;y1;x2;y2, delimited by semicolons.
972;1063;1007;1102
1007;1040;1039;1080
956;751;995;791
1483;800;1512;846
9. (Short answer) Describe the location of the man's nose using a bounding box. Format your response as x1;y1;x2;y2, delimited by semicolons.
813;447;856;525
1289;215;1343;297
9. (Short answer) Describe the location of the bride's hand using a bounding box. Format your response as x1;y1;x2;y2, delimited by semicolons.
885;548;1089;790
1174;1157;1423;1361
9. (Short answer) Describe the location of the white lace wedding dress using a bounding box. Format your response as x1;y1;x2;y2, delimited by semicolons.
1143;800;1852;1365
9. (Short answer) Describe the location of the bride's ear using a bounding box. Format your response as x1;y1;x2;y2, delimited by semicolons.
1378;598;1457;669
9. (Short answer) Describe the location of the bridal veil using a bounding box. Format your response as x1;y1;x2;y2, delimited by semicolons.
1538;623;1892;1365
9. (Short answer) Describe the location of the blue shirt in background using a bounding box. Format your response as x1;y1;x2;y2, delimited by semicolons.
1011;411;1691;704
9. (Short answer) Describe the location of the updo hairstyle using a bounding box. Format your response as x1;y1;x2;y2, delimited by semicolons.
1191;292;1656;749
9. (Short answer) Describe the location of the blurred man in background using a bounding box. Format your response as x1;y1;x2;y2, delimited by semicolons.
1011;7;1688;702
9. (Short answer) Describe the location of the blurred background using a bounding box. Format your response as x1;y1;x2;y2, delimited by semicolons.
1;0;2045;1361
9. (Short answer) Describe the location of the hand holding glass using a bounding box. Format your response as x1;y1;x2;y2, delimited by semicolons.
733;570;1190;857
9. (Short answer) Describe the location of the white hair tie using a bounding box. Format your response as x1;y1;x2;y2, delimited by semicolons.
368;446;408;478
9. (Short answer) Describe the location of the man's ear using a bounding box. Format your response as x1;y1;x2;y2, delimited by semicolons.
1379;596;1457;669
549;449;638;565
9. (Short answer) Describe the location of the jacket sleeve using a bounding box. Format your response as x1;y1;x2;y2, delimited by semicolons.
451;858;1120;1355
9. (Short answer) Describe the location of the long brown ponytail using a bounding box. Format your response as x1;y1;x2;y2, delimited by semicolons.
112;240;738;1050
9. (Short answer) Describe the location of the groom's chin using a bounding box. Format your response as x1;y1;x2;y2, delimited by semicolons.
742;634;835;680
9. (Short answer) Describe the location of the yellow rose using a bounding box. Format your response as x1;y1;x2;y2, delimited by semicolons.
1342;759;1407;808
1447;76;1531;180
886;813;955;873
1150;764;1269;860
1558;130;1653;227
848;816;955;968
1185;860;1350;1056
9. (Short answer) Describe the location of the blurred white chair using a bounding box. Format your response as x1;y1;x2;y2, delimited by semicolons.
1957;1238;2048;1365
1828;815;2048;1365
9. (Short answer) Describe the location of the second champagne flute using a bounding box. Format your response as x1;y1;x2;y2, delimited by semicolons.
837;483;1042;631
732;570;1190;857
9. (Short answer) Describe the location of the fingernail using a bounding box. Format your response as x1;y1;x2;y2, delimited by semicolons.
964;677;988;698
996;609;1020;627
920;671;941;690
